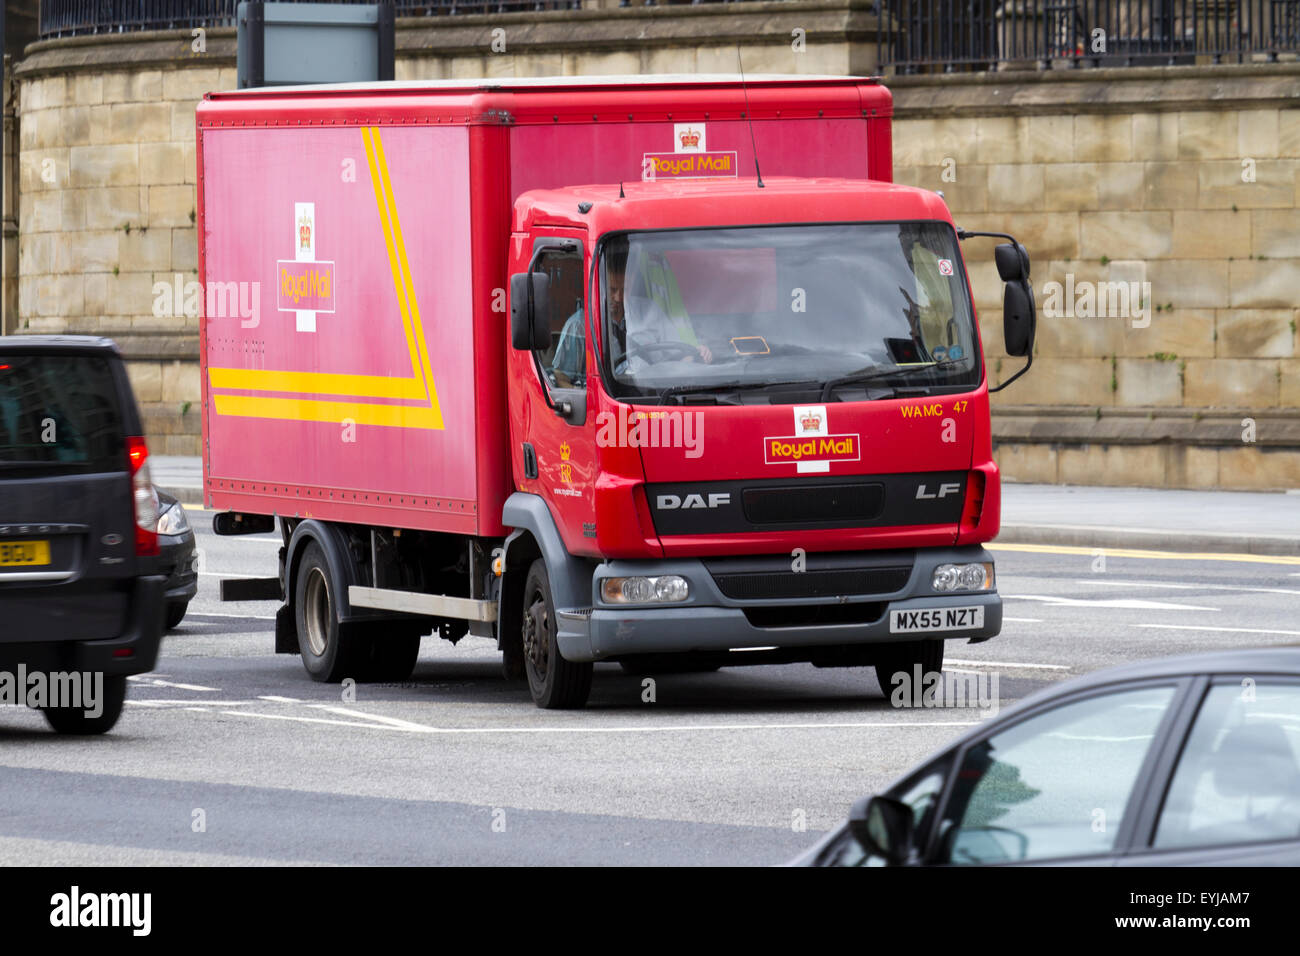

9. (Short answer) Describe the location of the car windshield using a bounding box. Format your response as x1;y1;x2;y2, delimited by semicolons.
0;354;126;476
599;222;981;403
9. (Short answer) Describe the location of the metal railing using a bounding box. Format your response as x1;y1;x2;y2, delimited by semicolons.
38;0;585;38
878;0;1300;71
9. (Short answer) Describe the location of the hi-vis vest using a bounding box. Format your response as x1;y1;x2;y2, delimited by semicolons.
641;255;699;347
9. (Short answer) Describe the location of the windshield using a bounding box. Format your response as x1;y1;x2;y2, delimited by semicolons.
599;222;980;403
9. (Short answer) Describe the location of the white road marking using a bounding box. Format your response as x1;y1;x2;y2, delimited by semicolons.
126;700;254;707
947;658;1070;671
127;676;219;692
1135;624;1300;637
1005;594;1219;611
1073;579;1300;597
258;695;302;703
198;571;269;579
309;705;442;732
221;713;983;734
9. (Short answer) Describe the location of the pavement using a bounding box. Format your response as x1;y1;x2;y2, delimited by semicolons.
153;456;1300;557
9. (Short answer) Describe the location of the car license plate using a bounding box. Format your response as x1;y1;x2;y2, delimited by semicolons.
0;540;52;567
890;606;984;633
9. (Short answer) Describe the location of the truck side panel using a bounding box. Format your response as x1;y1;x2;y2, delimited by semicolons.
201;124;494;533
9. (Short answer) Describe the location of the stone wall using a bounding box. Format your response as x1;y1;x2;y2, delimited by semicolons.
890;66;1300;489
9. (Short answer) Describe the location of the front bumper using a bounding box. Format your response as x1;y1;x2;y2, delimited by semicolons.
556;546;1001;663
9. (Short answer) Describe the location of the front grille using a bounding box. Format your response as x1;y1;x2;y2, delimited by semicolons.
744;603;886;628
742;482;884;525
712;565;912;601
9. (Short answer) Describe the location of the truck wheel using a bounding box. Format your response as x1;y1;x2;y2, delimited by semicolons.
295;541;368;683
42;675;127;735
874;639;945;698
521;559;592;709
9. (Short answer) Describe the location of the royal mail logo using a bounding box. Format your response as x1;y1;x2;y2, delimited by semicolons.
277;202;335;330
278;263;334;311
765;434;861;467
679;128;702;150
764;405;860;473
643;151;738;180
560;441;571;461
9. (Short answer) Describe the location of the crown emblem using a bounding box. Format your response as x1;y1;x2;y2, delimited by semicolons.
678;128;701;149
298;211;312;250
559;441;571;461
800;413;821;432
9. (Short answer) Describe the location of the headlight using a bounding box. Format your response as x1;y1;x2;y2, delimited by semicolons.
932;562;993;592
157;502;190;536
601;575;691;605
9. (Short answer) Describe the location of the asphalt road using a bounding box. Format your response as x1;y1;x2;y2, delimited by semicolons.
2;514;1298;865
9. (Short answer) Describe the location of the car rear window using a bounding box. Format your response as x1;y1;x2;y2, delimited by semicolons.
0;354;127;475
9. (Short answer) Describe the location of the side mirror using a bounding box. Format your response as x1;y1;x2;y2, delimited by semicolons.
1003;279;1036;358
994;242;1029;282
509;271;551;351
848;794;914;866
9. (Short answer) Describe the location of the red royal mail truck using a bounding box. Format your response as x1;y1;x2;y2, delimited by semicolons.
196;75;1036;708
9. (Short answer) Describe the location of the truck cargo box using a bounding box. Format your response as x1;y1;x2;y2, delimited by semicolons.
197;75;892;536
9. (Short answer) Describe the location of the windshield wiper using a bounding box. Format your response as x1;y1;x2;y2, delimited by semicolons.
819;360;963;402
658;378;822;405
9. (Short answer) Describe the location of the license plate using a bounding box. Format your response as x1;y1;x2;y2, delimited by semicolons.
890;606;984;633
0;540;52;567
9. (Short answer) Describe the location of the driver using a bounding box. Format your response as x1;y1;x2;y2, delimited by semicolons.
607;244;712;370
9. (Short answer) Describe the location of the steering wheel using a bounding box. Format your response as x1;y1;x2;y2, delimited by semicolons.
623;341;700;364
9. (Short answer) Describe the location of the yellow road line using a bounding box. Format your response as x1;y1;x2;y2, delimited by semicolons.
991;542;1300;566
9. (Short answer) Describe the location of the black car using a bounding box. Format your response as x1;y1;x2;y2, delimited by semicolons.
155;488;197;629
796;646;1300;866
0;336;166;733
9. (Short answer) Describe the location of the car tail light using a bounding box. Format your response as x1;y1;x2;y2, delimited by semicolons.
127;436;159;556
960;470;986;533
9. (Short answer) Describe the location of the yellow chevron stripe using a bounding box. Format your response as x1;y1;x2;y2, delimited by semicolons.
372;129;440;413
214;393;443;429
208;367;426;399
209;126;444;429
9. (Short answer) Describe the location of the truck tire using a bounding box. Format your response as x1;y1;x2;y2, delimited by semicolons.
521;559;592;709
295;541;369;683
874;639;945;699
42;675;127;735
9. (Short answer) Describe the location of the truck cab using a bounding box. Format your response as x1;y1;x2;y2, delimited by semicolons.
502;177;1034;707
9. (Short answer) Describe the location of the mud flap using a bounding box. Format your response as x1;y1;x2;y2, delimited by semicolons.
275;604;297;653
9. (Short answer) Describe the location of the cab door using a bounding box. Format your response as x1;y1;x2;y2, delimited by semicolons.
507;230;599;556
